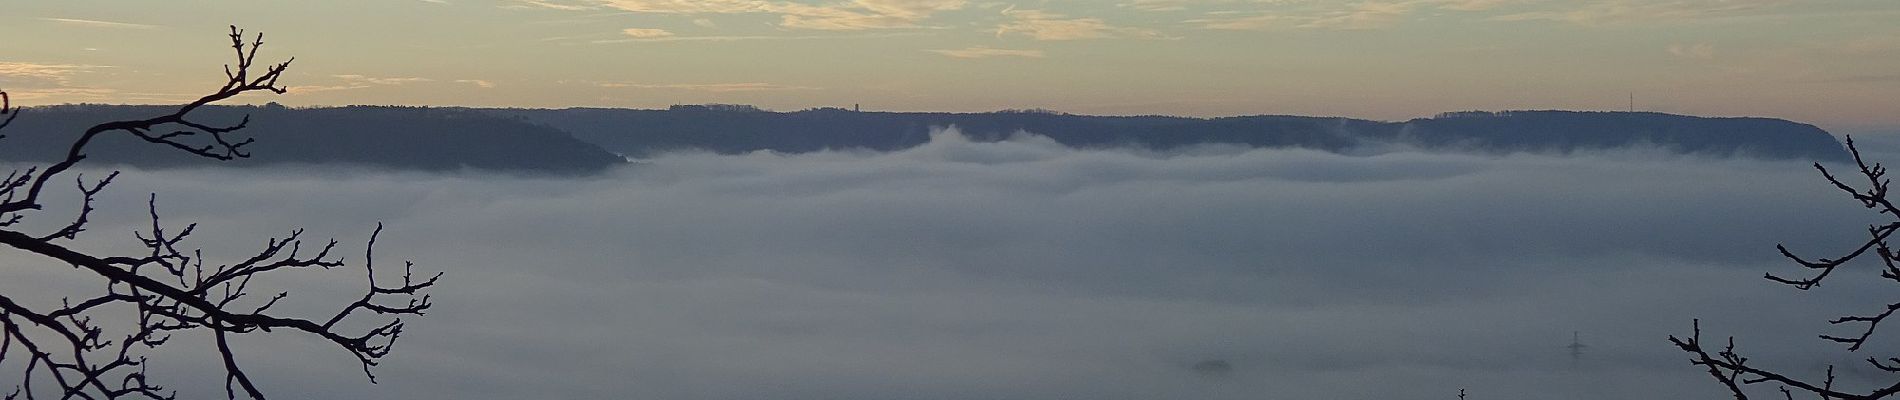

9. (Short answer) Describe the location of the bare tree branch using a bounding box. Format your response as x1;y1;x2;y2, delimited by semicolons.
1678;136;1900;399
0;26;436;400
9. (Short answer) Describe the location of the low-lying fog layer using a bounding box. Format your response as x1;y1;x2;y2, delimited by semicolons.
4;129;1897;399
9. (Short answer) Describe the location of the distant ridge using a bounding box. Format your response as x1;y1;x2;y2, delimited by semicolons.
1390;110;1849;161
489;107;1851;162
0;104;624;173
0;105;1850;174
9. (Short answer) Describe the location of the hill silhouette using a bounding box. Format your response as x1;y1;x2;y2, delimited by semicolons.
491;107;1850;161
0;105;1849;173
0;104;624;173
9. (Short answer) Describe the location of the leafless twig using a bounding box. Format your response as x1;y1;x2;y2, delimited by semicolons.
0;26;436;400
1674;136;1900;399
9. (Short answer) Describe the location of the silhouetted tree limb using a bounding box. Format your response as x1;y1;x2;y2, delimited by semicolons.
0;26;436;400
0;91;16;135
1673;136;1900;399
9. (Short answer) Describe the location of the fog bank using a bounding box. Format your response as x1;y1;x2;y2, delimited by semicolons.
2;129;1893;400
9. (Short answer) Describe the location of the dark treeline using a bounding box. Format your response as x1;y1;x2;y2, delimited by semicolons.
0;104;624;173
0;105;1850;173
490;107;1851;162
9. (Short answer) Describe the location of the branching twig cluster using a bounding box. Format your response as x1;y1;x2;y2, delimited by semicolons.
1672;136;1900;399
0;26;436;400
1;91;17;135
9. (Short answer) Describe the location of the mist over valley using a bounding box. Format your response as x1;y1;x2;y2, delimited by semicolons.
2;128;1887;399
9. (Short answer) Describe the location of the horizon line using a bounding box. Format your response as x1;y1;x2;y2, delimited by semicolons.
15;101;1822;125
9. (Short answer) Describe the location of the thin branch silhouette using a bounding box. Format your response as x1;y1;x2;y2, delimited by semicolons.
0;26;436;400
1672;136;1900;399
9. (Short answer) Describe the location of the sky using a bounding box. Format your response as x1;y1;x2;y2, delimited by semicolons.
2;0;1899;132
5;131;1898;399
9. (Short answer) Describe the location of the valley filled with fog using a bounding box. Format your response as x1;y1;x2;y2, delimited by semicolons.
2;129;1893;400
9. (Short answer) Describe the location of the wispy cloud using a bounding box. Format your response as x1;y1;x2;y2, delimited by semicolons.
927;46;1045;59
1812;74;1900;84
1301;1;1415;30
1491;0;1796;25
1121;0;1197;12
0;62;108;83
522;0;965;31
288;74;434;94
1188;0;1519;31
1438;0;1524;11
285;85;368;94
996;8;1172;40
0;61;191;102
1176;0;1816;32
596;82;819;92
591;31;928;44
455;79;497;88
509;0;598;11
0;61;121;102
1832;34;1900;55
335;74;433;85
1668;43;1716;59
39;17;159;30
1190;13;1289;30
0;87;118;101
0;61;133;102
1169;0;1559;31
621;28;675;38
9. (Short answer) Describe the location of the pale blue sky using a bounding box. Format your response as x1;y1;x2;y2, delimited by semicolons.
2;0;1897;130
